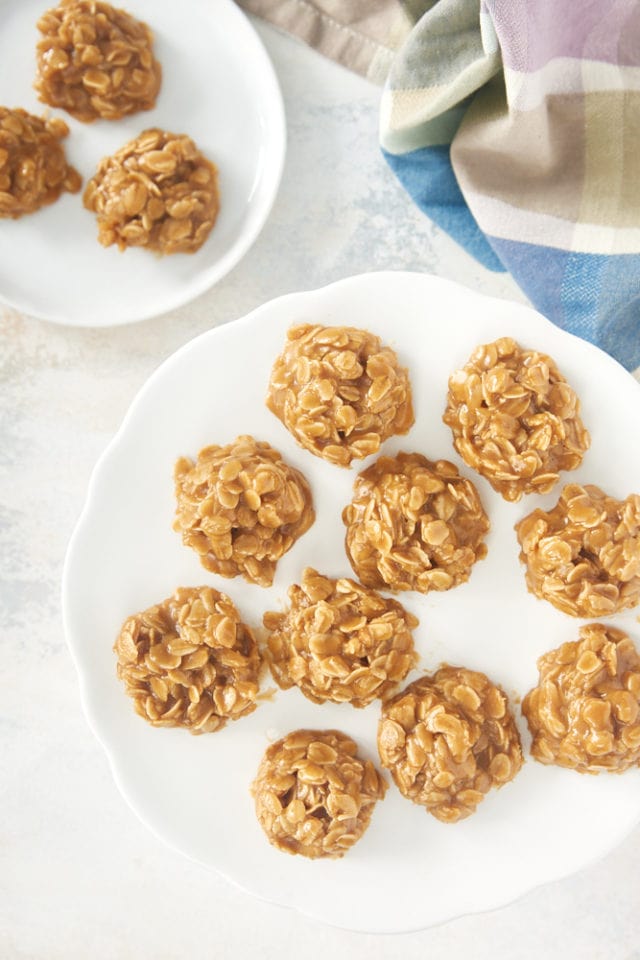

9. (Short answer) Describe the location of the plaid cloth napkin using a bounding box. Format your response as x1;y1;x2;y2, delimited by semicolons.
381;0;640;371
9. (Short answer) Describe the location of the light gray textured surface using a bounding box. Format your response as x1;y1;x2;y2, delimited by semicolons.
1;19;639;960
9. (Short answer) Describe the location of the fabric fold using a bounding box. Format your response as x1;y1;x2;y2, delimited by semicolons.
236;0;418;83
381;0;640;370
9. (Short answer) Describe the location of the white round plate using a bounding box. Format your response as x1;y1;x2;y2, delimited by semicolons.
63;272;640;932
0;0;284;326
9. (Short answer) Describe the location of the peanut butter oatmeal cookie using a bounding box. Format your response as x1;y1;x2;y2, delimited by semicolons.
378;667;523;822
443;337;589;502
0;107;80;218
523;624;640;773
174;435;315;587
84;128;219;254
35;0;161;122
343;452;489;593
264;567;418;708
115;585;261;734
252;729;387;858
516;483;640;617
267;324;414;467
